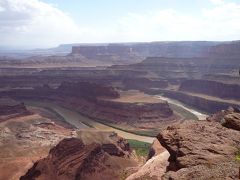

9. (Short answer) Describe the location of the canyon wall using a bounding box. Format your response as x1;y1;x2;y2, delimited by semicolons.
0;98;30;121
208;40;240;58
110;56;239;79
0;82;174;124
179;79;240;100
71;41;219;59
147;89;239;113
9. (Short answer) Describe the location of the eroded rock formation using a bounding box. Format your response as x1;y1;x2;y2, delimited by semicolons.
0;98;30;121
207;107;240;131
157;117;240;179
1;82;175;128
21;136;136;180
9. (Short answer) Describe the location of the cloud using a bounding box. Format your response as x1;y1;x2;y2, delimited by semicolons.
210;0;225;5
116;10;201;41
0;0;239;48
115;0;240;41
0;0;90;48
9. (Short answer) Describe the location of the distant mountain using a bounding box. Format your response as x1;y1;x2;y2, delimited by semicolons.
0;43;110;59
1;41;239;68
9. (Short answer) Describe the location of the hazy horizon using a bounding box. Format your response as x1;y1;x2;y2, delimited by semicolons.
0;0;240;48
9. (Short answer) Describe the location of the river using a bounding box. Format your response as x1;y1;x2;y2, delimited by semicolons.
27;101;155;143
27;95;207;144
155;95;208;120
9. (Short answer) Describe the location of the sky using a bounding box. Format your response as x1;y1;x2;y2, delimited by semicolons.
0;0;240;48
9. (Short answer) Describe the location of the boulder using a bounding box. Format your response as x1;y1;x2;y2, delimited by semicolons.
157;120;240;179
207;107;240;131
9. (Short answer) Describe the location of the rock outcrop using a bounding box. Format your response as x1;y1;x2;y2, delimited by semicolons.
147;139;166;160
207;107;240;131
0;98;30;121
0;108;73;180
21;136;136;180
157;119;240;179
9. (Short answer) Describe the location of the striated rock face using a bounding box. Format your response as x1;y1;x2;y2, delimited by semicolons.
123;78;168;91
71;41;219;59
208;40;240;58
0;98;30;121
97;99;173;120
71;44;142;64
154;89;239;113
57;81;120;101
157;119;240;179
179;79;240;100
110;55;239;80
20;138;102;180
21;137;135;180
72;45;132;57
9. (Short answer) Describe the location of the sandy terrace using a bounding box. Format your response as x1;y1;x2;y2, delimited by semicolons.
103;90;165;104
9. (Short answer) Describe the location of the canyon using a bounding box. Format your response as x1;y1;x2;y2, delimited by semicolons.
0;40;239;180
0;82;180;136
19;107;240;180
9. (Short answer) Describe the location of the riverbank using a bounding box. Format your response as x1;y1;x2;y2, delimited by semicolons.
155;95;208;120
26;101;155;143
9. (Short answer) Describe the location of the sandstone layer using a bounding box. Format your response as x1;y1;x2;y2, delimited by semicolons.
157;119;240;179
0;109;74;180
179;79;240;100
21;136;137;180
147;89;239;113
0;98;30;121
1;82;176;129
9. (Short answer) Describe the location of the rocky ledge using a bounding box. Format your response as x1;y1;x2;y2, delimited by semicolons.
207;107;240;131
21;132;136;180
157;109;240;179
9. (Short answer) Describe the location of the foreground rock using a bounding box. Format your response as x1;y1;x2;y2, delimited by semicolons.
0;110;73;180
207;107;240;131
157;119;240;179
127;139;170;180
21;136;137;180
